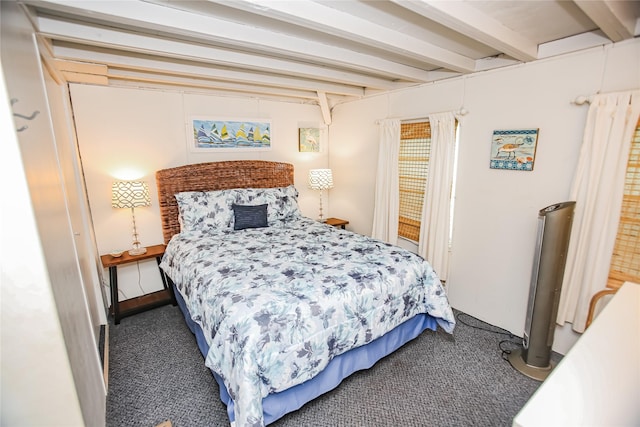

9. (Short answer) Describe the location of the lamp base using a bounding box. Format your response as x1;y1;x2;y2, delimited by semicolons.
128;247;147;256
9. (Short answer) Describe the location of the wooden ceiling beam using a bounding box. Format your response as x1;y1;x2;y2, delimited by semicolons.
51;44;367;98
574;0;639;42
30;0;435;83
393;0;539;62
209;0;475;73
317;91;332;126
106;70;320;100
37;16;407;91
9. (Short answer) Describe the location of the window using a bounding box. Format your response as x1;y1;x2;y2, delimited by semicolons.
398;121;430;242
608;118;640;287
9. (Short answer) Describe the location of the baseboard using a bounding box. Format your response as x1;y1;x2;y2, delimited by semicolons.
102;324;110;389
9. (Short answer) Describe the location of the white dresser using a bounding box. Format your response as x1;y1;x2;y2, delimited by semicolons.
513;281;640;426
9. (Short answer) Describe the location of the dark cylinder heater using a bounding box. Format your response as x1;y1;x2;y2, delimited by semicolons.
509;201;575;381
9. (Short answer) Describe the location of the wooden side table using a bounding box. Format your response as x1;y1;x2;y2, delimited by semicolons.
100;244;177;324
325;217;349;229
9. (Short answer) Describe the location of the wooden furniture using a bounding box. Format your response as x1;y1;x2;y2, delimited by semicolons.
513;281;639;427
325;217;349;229
100;244;176;324
585;287;618;328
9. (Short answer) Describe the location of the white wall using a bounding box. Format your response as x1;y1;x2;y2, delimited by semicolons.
1;61;85;427
69;39;639;353
70;85;328;301
329;39;640;354
1;2;105;424
45;71;107;331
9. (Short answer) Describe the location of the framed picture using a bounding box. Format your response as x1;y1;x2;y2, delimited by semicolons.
190;117;271;152
489;129;539;171
299;127;320;152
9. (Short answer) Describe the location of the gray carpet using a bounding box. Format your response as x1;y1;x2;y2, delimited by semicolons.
107;305;553;427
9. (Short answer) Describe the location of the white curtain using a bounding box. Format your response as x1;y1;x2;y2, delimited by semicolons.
557;90;640;333
418;112;457;280
371;119;400;243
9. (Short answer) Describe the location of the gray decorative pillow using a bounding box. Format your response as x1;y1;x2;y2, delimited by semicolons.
232;204;268;230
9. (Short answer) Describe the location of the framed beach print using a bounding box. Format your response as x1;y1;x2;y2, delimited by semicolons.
190;117;271;152
299;127;320;152
489;129;539;171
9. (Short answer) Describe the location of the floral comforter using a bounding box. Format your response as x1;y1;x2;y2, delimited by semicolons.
160;217;455;427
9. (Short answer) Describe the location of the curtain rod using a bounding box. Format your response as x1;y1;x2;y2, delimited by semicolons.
572;89;640;106
375;108;468;125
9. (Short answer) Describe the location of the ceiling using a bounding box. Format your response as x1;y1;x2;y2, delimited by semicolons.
23;0;640;123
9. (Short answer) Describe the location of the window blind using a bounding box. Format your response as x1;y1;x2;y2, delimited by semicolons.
398;121;430;242
608;118;640;287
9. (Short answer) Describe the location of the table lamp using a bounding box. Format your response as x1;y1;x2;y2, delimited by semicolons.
112;180;151;256
308;168;333;222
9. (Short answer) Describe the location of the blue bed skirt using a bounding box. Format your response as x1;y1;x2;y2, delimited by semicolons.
173;284;438;425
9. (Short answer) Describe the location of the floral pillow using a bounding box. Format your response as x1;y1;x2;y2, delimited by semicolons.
175;185;301;232
175;189;235;232
232;185;301;224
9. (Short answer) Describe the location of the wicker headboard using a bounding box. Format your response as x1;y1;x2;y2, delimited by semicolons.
156;160;295;244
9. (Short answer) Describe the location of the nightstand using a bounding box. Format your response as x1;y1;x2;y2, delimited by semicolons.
325;217;349;229
100;244;177;324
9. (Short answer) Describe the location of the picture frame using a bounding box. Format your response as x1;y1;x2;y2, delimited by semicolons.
489;129;539;171
190;117;271;152
299;127;320;152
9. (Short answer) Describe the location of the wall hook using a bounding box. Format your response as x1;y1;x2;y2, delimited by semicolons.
11;98;40;131
14;110;40;120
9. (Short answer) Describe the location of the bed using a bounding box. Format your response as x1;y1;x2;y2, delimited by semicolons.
156;160;455;427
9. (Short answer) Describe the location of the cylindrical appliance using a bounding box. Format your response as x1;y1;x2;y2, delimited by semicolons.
509;201;575;381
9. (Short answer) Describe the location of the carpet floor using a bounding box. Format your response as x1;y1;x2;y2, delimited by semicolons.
107;305;553;427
